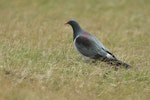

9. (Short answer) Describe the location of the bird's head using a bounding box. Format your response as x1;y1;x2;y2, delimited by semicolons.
65;19;79;26
65;19;83;39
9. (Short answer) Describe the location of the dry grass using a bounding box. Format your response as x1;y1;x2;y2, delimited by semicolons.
0;0;150;100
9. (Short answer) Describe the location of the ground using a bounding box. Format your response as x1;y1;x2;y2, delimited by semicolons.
0;0;150;100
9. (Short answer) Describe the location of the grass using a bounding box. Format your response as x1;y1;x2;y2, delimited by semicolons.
0;0;150;100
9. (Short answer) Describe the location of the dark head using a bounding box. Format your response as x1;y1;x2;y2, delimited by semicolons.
65;19;83;39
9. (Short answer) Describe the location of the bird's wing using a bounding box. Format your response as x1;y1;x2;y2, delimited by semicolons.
74;34;103;58
90;35;117;60
75;34;116;60
101;48;117;60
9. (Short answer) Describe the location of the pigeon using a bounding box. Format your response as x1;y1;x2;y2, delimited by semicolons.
65;19;131;68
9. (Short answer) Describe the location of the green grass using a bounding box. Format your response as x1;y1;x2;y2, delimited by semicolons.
0;0;150;100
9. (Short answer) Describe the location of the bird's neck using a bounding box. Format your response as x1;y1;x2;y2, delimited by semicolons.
71;24;83;40
72;25;81;32
73;32;78;40
73;30;83;40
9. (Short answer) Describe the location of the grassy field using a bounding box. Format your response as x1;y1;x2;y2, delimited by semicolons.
0;0;150;100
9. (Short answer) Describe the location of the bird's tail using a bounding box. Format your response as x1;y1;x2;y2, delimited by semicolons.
104;59;131;68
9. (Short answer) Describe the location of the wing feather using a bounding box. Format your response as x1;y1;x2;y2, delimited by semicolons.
74;34;98;57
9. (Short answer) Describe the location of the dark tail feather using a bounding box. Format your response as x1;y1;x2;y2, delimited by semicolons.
101;58;131;68
111;59;131;68
97;56;131;68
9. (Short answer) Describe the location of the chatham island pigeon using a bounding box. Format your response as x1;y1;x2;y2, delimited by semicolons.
65;19;131;68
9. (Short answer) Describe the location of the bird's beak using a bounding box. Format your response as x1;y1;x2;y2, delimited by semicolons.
64;22;68;25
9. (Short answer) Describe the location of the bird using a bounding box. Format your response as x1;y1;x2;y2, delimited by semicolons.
65;19;131;68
